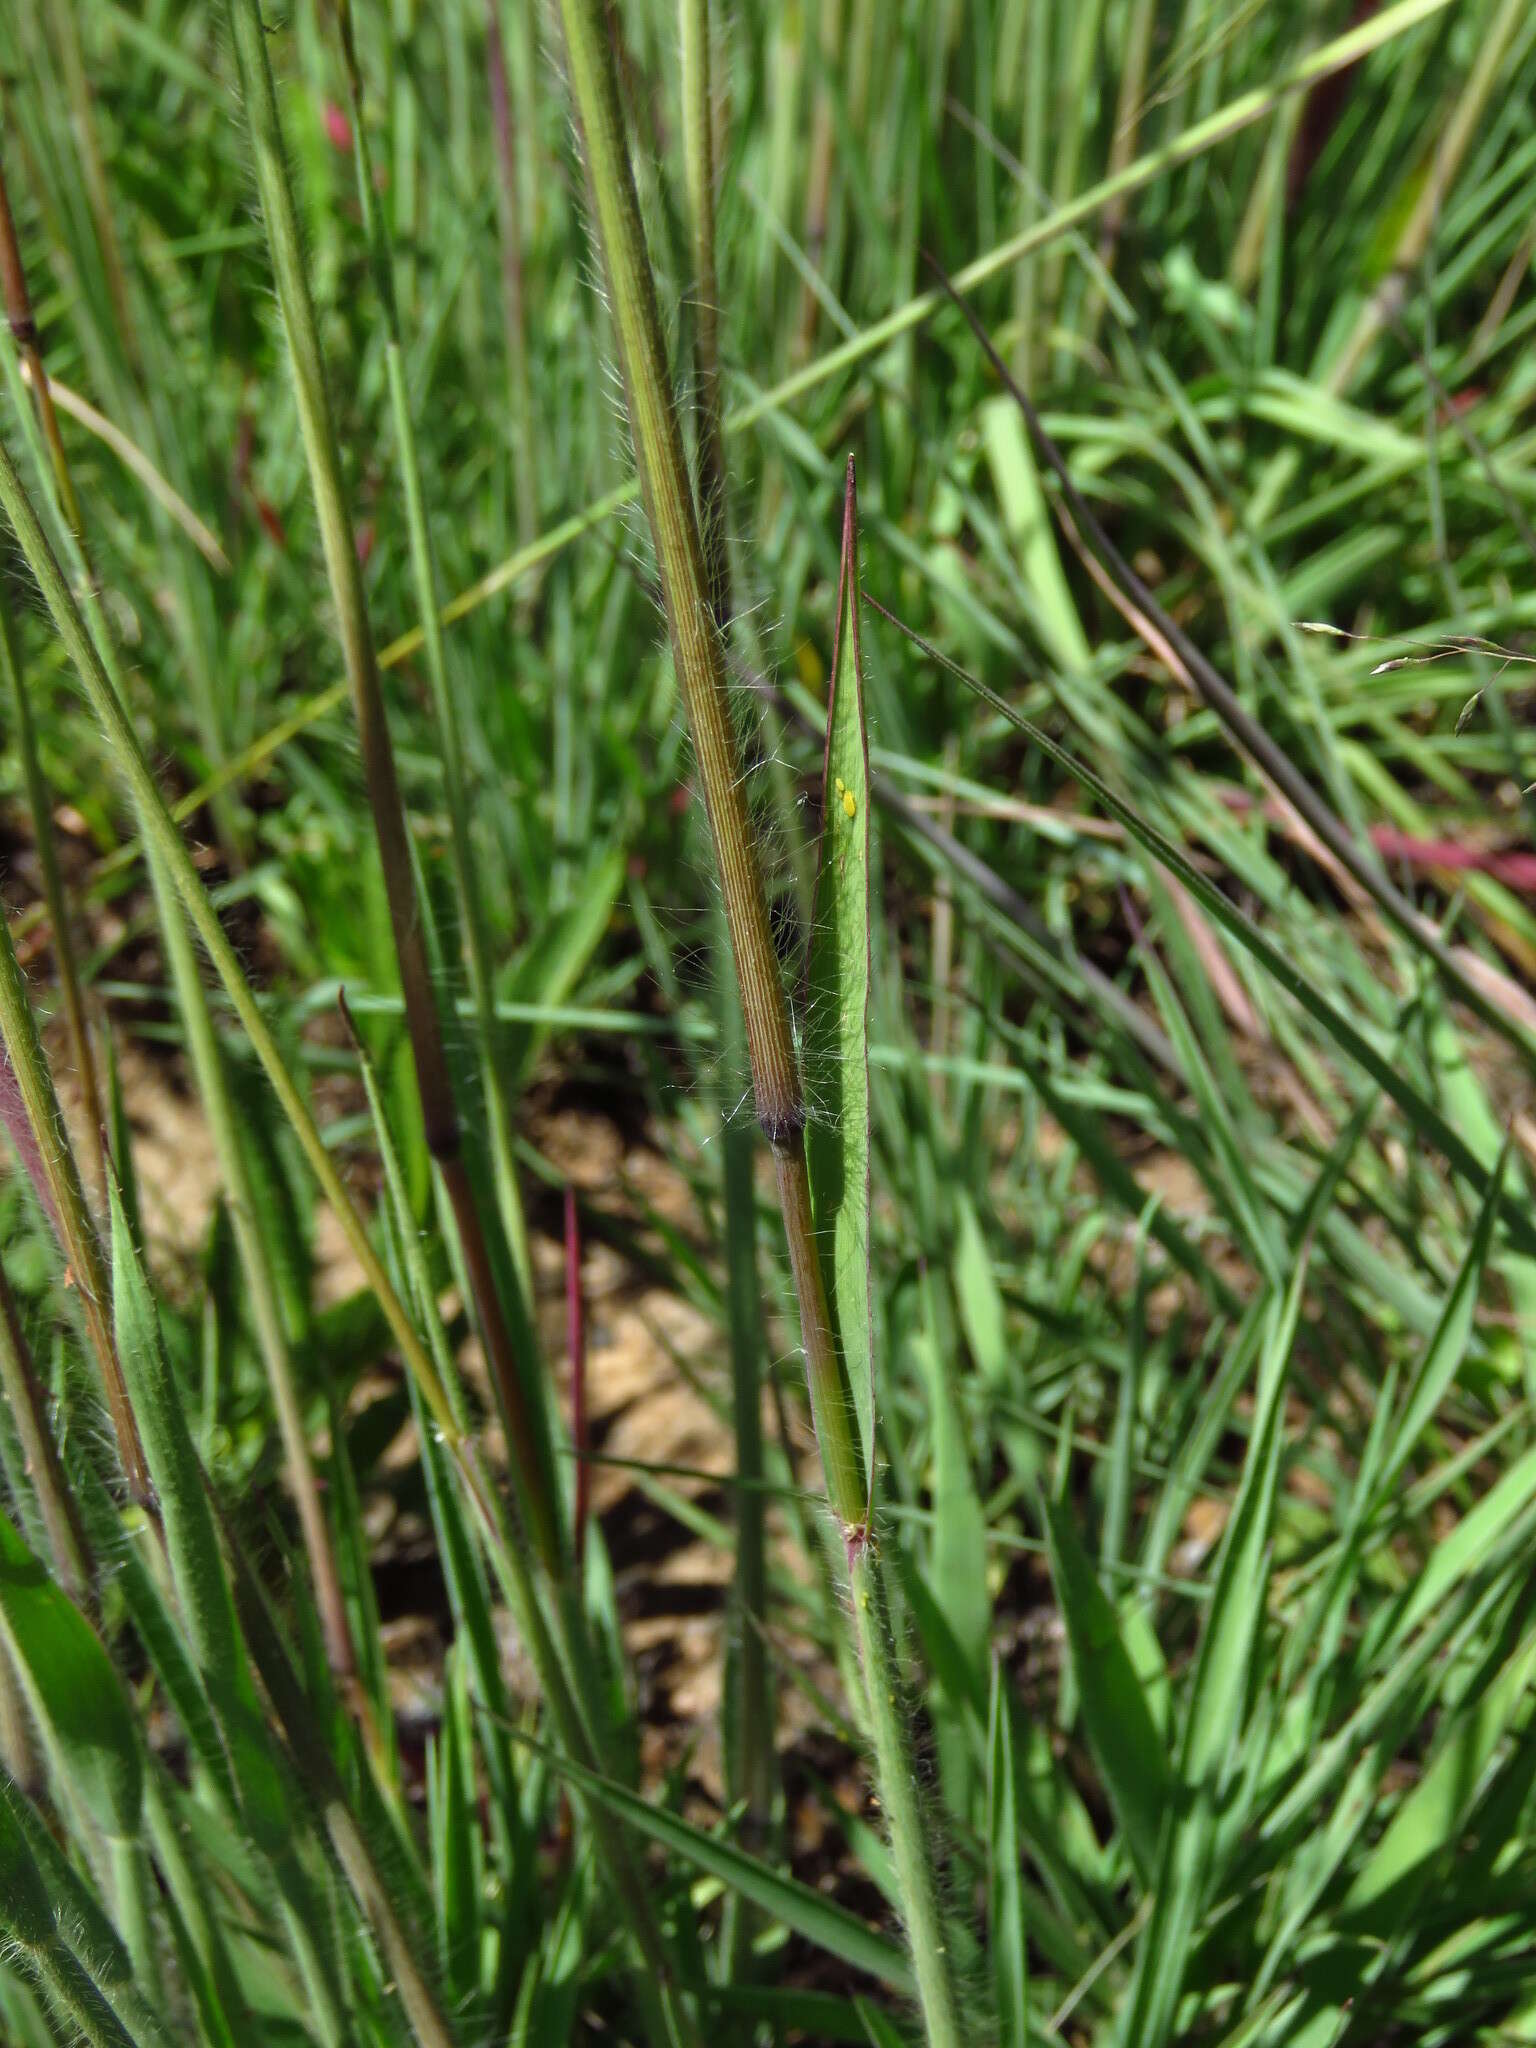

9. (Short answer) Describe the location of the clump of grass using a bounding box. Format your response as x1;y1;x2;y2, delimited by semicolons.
5;2;1536;2043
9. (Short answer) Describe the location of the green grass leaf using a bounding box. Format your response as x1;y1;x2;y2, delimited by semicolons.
515;1731;915;1995
986;1662;1029;2048
805;457;876;1489
1373;1135;1509;1504
1042;1492;1172;1885
107;1170;293;1859
0;1508;141;1843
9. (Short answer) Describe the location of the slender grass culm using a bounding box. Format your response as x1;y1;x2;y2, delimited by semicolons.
0;863;145;1501
328;0;535;1305
223;11;707;2036
0;165;356;1687
556;4;965;2040
678;0;777;1953
0;417;701;2045
221;0;563;1580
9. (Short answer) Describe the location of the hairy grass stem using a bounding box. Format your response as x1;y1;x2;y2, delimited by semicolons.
557;4;962;2037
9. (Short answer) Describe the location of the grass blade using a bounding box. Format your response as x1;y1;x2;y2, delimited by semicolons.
513;1732;915;1996
986;1664;1028;2048
1373;1136;1509;1503
1042;1492;1172;1886
0;1508;140;1849
805;458;876;1490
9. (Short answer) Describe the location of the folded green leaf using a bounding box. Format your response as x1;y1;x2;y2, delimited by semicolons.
1042;1493;1171;1885
804;459;876;1487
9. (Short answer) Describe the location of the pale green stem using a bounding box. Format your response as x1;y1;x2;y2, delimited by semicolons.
142;1768;253;2041
273;1855;347;2048
850;1545;965;2048
107;1836;161;2008
223;0;561;1577
0;269;356;1680
1227;92;1302;296
0;863;141;1495
0;1641;35;1795
333;4;534;1305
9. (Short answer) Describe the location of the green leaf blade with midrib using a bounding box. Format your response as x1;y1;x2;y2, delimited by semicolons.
804;458;875;1494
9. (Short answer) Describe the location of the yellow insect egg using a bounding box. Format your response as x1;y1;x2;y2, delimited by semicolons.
834;775;846;796
842;787;857;819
